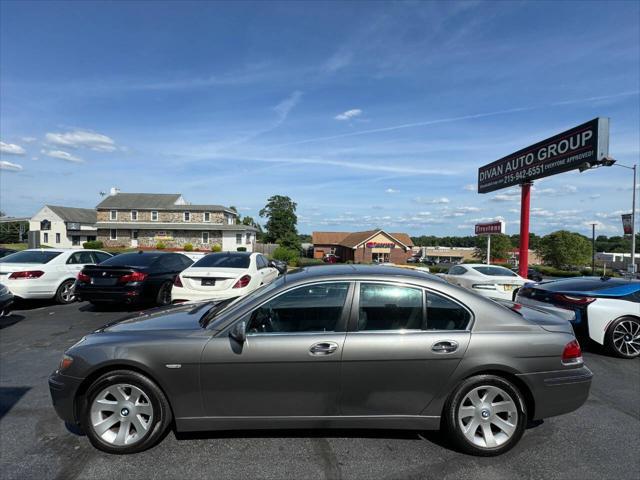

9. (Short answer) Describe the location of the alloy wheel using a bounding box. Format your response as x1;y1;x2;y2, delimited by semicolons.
612;319;640;357
60;282;75;303
458;385;518;449
89;383;154;446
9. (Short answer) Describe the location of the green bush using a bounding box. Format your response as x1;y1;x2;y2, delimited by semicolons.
237;246;247;252
535;265;582;277
183;243;193;252
272;247;299;266
83;240;104;249
429;265;449;274
295;257;324;267
211;243;222;252
155;242;166;250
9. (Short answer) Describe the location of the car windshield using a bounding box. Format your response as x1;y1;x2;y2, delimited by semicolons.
193;253;251;269
100;253;162;268
0;250;62;264
472;266;517;277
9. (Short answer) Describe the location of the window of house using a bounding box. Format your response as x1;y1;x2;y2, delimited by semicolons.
110;210;117;221
426;291;471;331
183;212;191;222
55;233;61;243
245;233;251;244
202;232;210;244
110;229;117;240
236;233;242;244
204;212;210;222
357;283;424;331
72;236;80;246
151;211;158;221
247;282;350;334
131;210;138;220
86;236;96;242
43;232;49;243
228;216;234;225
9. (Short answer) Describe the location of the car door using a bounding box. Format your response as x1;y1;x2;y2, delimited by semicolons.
339;282;471;416
257;254;278;284
199;281;353;417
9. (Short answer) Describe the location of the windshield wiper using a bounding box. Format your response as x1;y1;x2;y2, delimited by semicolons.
199;297;236;328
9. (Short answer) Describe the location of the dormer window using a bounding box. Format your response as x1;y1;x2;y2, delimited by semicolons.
227;215;234;225
131;210;138;220
151;211;158;221
110;210;117;221
204;212;210;222
183;211;191;222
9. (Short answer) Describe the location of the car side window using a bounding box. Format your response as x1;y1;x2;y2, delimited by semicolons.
256;255;267;269
177;254;193;269
358;283;424;331
449;266;466;275
247;282;350;334
165;255;187;272
426;291;471;330
93;252;112;264
67;252;95;264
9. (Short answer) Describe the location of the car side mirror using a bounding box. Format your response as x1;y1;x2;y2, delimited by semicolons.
229;320;247;344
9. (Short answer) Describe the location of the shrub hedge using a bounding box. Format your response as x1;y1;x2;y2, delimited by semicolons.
83;240;104;249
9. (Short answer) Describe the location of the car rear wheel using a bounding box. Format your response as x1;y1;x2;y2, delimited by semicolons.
444;375;527;456
606;316;640;359
84;370;172;454
55;279;76;304
156;281;172;306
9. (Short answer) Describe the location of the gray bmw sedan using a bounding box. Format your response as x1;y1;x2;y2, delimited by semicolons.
49;265;592;456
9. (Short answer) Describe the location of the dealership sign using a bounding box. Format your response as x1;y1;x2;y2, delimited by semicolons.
366;242;395;249
622;213;633;235
478;118;610;193
475;221;505;235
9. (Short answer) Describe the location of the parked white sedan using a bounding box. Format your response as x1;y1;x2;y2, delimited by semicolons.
172;252;279;302
0;249;112;304
438;264;527;300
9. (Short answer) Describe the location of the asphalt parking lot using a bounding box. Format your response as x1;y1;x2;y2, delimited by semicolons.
0;301;638;480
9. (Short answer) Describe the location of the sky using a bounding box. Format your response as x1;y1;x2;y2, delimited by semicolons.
1;0;639;237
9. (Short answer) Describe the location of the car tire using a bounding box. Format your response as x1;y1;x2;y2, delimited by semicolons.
156;281;173;306
605;316;640;359
84;370;172;454
55;279;76;304
443;374;527;456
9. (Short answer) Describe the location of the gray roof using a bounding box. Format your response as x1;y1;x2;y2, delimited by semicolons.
46;205;97;224
96;193;235;214
97;222;256;232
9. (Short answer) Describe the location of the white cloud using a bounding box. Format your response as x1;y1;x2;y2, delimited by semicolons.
335;109;362;121
20;136;37;143
491;193;519;202
463;184;476;191
45;130;117;152
385;188;398;193
0;141;26;155
273;90;303;124
0;160;23;171
41;149;83;163
535;184;578;196
455;206;481;213
413;197;450;205
589;194;601;199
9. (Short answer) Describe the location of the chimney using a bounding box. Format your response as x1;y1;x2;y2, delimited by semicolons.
109;187;120;196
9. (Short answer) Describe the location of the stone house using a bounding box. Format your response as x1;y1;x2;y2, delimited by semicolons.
95;191;256;251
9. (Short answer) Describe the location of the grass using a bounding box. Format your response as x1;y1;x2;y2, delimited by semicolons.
0;243;28;250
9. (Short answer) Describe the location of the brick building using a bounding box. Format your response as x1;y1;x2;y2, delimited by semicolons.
95;190;256;251
312;230;414;263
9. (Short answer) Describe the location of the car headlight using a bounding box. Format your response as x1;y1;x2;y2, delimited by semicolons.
58;354;74;372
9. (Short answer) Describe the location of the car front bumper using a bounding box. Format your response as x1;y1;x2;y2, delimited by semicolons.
49;371;85;425
518;365;593;420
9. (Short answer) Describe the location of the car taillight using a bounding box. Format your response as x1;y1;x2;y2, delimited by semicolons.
174;275;183;287
233;274;251;288
8;270;45;279
118;271;148;283
562;339;583;365
77;272;90;283
553;294;595;305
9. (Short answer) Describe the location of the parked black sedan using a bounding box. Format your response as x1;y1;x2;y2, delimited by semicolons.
512;267;544;282
75;251;193;306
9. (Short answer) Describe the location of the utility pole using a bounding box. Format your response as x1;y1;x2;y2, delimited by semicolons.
631;164;637;274
591;223;597;275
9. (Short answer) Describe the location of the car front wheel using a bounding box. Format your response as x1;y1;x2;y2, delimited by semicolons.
444;375;527;456
84;370;172;454
606;316;640;359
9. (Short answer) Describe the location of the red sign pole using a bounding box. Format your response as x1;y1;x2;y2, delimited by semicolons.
518;182;532;278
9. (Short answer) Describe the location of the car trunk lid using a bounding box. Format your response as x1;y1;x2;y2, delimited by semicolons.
180;267;245;291
82;265;144;287
495;300;575;334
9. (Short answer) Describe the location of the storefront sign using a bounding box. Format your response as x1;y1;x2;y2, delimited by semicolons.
475;221;505;235
478;118;610;193
622;213;633;235
366;242;395;249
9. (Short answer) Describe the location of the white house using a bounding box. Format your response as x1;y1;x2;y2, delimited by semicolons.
30;205;98;248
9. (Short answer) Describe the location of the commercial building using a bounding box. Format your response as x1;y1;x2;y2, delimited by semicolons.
95;190;256;251
29;205;97;248
312;230;414;263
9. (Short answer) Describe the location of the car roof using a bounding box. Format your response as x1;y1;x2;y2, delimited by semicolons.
533;276;640;295
283;264;441;283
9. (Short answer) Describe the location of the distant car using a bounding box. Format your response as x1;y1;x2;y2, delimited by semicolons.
516;277;640;359
406;256;421;263
269;259;288;274
512;267;544;282
439;264;527;301
75;251;193;306
323;253;339;264
0;284;13;316
0;247;17;259
0;249;112;304
172;252;279;303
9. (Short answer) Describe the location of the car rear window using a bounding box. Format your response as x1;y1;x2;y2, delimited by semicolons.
472;266;517;277
100;252;162;268
0;250;62;264
193;253;251;269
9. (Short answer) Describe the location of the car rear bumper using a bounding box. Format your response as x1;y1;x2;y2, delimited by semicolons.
49;371;84;425
3;280;56;299
518;365;593;420
172;285;243;302
75;285;145;304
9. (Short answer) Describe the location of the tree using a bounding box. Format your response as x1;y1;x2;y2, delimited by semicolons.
474;234;513;262
278;231;301;252
538;230;591;268
259;195;298;244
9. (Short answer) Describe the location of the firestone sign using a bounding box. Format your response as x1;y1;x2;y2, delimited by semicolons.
478;118;610;193
475;221;505;235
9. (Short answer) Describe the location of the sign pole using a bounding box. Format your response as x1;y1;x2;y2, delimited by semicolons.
631;164;637;273
518;182;532;278
486;235;491;265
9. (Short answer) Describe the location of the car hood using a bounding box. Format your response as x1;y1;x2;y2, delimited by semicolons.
98;301;215;333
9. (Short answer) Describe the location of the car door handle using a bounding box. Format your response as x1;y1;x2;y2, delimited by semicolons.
309;342;338;355
431;341;458;353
